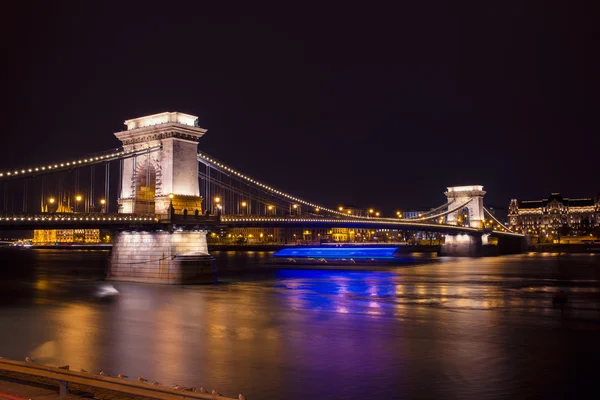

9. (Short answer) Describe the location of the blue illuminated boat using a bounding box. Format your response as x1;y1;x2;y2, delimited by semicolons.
272;247;404;264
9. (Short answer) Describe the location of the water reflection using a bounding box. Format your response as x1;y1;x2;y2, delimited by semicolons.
0;249;599;399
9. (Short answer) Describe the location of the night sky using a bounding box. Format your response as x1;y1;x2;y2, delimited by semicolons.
2;1;598;214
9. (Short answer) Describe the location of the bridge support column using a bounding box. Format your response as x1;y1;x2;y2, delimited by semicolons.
440;233;483;257
108;230;216;284
496;234;528;255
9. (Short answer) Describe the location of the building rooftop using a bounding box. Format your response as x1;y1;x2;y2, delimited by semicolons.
517;193;596;209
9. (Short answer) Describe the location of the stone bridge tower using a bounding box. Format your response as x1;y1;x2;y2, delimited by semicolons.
445;185;486;228
114;112;206;216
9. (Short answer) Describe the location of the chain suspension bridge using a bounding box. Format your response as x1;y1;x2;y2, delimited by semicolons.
0;112;525;283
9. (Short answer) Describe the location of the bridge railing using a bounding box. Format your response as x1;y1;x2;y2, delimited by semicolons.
0;213;158;224
0;358;237;399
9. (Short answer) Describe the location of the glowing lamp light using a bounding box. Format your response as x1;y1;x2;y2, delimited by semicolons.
48;198;55;204
75;195;82;202
338;206;344;211
214;197;221;203
293;204;298;209
168;194;174;199
241;201;247;207
268;205;273;210
100;199;106;205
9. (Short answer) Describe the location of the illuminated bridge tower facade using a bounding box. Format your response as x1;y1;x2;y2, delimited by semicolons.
114;112;206;216
445;185;486;228
441;185;487;257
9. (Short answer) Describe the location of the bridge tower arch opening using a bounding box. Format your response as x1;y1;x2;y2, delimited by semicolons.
445;185;486;228
459;207;470;227
133;158;158;214
115;111;207;216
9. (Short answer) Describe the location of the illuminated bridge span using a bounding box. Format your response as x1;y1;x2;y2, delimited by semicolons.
0;111;524;283
219;216;524;237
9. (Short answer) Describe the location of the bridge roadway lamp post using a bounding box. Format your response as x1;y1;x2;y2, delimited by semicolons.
290;203;299;216
240;201;247;215
214;196;221;215
100;199;106;213
75;195;82;213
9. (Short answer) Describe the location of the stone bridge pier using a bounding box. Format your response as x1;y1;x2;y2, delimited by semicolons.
440;233;483;257
108;229;216;284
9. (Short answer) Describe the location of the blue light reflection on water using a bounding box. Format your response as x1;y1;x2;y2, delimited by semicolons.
273;247;399;259
274;269;399;316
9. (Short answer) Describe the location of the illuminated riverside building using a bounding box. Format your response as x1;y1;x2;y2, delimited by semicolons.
508;193;600;235
33;229;102;244
210;227;329;244
208;227;417;244
32;195;104;245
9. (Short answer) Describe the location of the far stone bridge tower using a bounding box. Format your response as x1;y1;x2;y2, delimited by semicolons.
445;185;486;228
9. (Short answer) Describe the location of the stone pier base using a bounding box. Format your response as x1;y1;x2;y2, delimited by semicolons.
109;231;216;284
440;233;483;257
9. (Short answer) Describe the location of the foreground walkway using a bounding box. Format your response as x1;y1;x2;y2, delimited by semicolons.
0;373;91;399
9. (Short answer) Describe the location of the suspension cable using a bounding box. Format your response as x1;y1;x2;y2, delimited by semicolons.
484;207;512;232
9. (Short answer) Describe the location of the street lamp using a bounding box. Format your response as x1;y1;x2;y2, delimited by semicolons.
240;201;247;215
338;206;344;212
100;198;106;213
214;196;221;214
47;197;55;213
291;203;299;216
75;195;82;212
375;212;380;217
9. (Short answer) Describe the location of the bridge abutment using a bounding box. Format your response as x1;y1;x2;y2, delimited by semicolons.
108;230;216;284
496;234;528;255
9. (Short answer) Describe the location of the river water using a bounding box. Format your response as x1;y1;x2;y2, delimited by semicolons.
0;249;599;399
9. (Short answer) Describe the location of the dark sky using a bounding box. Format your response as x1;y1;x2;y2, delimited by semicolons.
1;1;598;214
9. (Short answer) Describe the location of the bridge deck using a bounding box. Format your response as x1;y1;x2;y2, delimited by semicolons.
0;213;522;237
